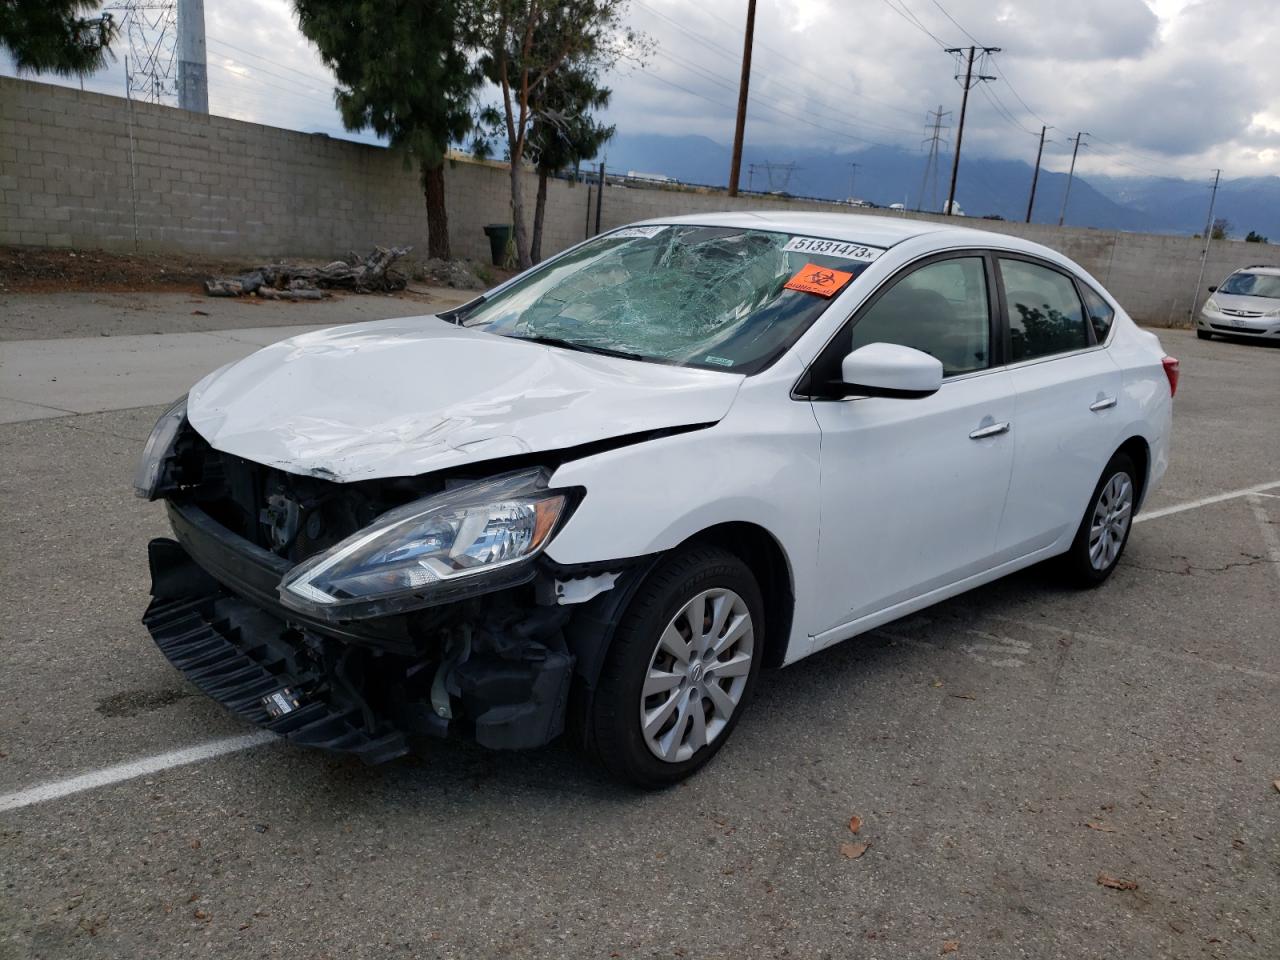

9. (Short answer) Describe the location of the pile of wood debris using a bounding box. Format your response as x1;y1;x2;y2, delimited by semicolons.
204;245;411;300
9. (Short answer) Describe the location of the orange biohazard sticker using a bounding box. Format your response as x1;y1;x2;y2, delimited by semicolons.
784;263;854;297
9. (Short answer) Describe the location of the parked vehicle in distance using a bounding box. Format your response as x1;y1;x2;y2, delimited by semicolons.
136;213;1177;786
1197;265;1280;341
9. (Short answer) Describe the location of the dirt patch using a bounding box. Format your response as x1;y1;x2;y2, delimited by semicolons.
0;246;250;295
95;687;195;718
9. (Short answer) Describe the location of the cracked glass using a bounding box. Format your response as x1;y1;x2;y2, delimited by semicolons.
457;225;876;373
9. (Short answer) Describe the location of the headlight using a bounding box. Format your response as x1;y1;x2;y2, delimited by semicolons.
1204;298;1221;313
133;395;188;499
278;469;573;620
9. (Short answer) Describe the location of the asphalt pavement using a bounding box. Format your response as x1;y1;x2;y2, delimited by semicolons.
1;313;1277;960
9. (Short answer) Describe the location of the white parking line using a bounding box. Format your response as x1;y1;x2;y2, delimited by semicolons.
1247;495;1280;586
1136;480;1280;523
6;478;1277;814
0;731;276;814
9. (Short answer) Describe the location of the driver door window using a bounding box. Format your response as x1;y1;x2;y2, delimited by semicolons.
851;257;991;376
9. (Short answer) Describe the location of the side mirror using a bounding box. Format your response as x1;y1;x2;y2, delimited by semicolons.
838;343;943;399
1208;285;1217;293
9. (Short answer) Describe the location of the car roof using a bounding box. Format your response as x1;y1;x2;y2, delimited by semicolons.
630;211;1062;259
1231;265;1280;276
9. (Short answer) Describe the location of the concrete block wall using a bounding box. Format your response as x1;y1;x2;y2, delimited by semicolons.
5;76;1280;325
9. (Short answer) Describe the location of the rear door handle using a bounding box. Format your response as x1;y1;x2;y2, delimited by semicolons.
969;421;1010;440
1089;396;1118;412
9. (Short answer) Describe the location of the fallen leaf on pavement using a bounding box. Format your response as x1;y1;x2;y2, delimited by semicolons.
941;941;959;954
191;309;209;316
848;815;862;834
1272;779;1279;793
1085;821;1117;833
840;841;870;859
949;694;977;701
1097;873;1138;890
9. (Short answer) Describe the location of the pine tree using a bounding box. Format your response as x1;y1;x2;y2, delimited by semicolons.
0;0;116;76
294;0;479;260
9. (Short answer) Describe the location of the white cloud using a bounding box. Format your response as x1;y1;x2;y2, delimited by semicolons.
2;0;1276;179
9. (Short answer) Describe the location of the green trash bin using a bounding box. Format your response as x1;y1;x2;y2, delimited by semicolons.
482;224;511;266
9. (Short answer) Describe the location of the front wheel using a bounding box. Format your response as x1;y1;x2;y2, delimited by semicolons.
1196;329;1212;340
1062;453;1137;587
588;545;764;788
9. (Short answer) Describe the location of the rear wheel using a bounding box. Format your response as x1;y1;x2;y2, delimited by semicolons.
588;545;763;788
1196;329;1212;340
1063;453;1137;587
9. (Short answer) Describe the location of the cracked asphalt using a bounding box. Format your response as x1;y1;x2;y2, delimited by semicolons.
1;310;1277;960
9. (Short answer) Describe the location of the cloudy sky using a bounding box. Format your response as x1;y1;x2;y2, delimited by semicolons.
4;0;1277;183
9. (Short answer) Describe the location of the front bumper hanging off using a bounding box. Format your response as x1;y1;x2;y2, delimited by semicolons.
142;502;580;764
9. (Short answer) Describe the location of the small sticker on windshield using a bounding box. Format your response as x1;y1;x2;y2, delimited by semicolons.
782;237;883;261
703;355;735;367
609;225;668;239
784;263;854;297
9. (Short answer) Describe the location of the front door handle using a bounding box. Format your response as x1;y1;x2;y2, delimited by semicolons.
969;421;1011;440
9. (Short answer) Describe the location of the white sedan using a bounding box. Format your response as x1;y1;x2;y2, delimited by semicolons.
136;213;1177;786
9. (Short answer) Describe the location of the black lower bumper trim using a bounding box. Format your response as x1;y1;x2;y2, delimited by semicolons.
144;540;409;764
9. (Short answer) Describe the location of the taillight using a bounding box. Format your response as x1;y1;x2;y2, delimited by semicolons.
1162;356;1180;397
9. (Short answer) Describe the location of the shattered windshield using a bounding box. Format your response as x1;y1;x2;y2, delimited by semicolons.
457;225;879;373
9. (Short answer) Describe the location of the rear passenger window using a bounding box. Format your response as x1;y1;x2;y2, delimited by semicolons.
999;259;1090;362
851;257;990;376
1080;285;1115;342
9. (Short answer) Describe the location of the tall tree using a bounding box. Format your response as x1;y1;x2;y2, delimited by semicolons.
527;70;613;263
0;0;116;76
294;0;479;260
468;0;644;269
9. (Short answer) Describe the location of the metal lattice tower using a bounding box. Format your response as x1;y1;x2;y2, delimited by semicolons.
105;1;179;104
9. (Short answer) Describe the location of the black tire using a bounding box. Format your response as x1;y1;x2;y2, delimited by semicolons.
1196;329;1212;340
588;544;764;788
1062;452;1138;587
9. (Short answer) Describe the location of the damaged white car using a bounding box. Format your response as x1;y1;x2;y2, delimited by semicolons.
136;213;1176;786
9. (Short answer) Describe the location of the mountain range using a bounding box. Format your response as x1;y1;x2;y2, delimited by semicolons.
603;133;1279;240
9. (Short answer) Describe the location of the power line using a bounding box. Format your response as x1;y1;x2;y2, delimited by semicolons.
637;0;923;121
876;0;952;49
929;0;983;47
655;48;921;140
205;35;333;87
977;83;1037;137
987;55;1051;128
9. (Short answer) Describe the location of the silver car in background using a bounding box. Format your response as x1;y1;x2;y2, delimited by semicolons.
1197;265;1280;340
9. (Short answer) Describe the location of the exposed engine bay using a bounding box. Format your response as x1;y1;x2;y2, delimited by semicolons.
142;420;646;763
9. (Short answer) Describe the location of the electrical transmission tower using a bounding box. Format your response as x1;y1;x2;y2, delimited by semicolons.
917;105;951;213
105;0;207;112
762;161;798;192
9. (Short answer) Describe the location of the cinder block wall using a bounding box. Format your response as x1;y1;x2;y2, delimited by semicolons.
5;76;1279;326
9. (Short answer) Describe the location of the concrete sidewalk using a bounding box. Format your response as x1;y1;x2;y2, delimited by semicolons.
0;324;326;423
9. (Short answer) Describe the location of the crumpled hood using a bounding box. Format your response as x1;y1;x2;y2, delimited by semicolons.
186;316;744;482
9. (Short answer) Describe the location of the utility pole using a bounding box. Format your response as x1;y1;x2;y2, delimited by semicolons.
1191;169;1222;321
176;0;208;113
944;45;998;216
846;162;860;200
1058;131;1089;227
1026;125;1048;223
727;0;757;197
917;105;950;212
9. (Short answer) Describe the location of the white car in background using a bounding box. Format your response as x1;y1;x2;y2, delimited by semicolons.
1197;265;1280;340
136;213;1177;787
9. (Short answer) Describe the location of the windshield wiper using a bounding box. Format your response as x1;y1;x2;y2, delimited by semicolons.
513;334;648;362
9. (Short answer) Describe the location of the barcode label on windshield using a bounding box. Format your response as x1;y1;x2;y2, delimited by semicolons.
782;237;883;262
610;225;669;239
